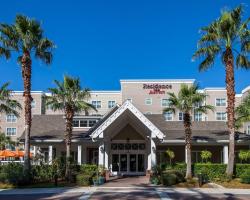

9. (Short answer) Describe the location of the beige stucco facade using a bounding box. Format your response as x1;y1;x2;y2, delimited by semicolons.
1;79;250;141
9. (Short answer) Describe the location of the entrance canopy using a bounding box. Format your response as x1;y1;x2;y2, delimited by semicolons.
90;100;165;140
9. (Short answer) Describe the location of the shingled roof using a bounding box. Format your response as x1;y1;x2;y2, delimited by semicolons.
20;113;250;142
145;114;249;141
19;115;90;141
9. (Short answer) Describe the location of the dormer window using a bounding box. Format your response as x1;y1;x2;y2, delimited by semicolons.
73;118;98;128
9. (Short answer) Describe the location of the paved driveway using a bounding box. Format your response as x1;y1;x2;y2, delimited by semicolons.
103;176;150;187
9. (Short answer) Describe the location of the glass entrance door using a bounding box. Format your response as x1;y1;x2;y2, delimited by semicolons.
129;154;137;172
111;153;145;174
120;154;127;172
138;154;145;172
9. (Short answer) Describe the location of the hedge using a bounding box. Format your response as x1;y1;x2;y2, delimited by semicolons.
166;163;250;181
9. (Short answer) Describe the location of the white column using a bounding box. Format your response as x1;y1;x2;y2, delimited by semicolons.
185;146;188;163
223;145;229;164
33;146;37;157
104;142;109;169
98;142;104;166
151;139;156;168
77;145;82;165
48;145;53;165
147;140;151;170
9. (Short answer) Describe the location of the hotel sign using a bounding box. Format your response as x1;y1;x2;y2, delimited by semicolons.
143;84;172;95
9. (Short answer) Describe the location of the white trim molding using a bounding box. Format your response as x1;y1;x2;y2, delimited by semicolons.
90;100;165;140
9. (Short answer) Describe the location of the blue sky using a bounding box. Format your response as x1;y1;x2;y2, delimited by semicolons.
0;0;249;93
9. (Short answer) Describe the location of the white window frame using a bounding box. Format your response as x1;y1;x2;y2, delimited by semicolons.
163;111;173;121
6;114;17;123
31;100;36;108
6;127;17;136
215;98;227;107
216;112;227;121
73;119;98;128
161;98;170;107
194;112;202;121
247;125;250;135
178;112;184;121
145;98;152;105
108;100;116;109
92;100;102;109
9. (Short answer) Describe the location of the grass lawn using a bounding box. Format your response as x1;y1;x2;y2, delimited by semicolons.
215;178;250;189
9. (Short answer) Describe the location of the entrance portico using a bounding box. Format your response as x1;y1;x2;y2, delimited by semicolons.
90;100;164;175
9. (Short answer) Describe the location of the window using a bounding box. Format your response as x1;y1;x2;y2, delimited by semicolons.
80;120;88;127
46;104;52;110
247;125;250;135
216;112;227;121
92;101;101;109
6;114;17;123
6;128;16;136
88;120;97;127
194;102;202;108
163;112;173;121
108;101;116;108
194;112;202;121
145;98;152;105
179;112;184;121
73;119;98;128
31;100;36;108
216;98;226;106
161;99;170;107
127;98;132;103
73;120;80;127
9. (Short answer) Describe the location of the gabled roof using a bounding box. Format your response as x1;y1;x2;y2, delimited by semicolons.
90;100;165;139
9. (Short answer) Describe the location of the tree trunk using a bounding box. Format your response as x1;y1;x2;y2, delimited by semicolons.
184;112;192;179
65;107;74;181
22;51;32;183
224;48;235;178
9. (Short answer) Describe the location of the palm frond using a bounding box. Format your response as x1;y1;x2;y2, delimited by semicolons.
236;54;250;69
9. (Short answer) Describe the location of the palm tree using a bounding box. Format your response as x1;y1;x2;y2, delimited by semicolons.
0;82;21;118
0;133;15;150
164;84;214;179
192;5;250;177
235;93;250;129
46;75;96;181
0;15;54;180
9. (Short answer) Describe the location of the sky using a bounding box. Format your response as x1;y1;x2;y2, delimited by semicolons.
0;0;250;93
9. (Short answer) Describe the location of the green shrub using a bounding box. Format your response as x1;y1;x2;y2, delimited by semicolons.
172;163;186;174
240;170;250;184
80;164;98;177
76;174;92;186
238;150;250;163
150;175;161;185
160;163;250;182
31;164;53;182
200;150;212;163
194;163;226;181
235;164;250;178
0;163;24;185
161;172;177;186
161;170;185;186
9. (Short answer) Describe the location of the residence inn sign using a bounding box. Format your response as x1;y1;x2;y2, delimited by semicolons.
143;83;172;94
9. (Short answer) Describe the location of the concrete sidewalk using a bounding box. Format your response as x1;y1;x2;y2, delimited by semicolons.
0;187;95;195
0;186;250;195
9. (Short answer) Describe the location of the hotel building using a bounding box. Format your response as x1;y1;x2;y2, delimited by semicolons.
1;79;250;175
